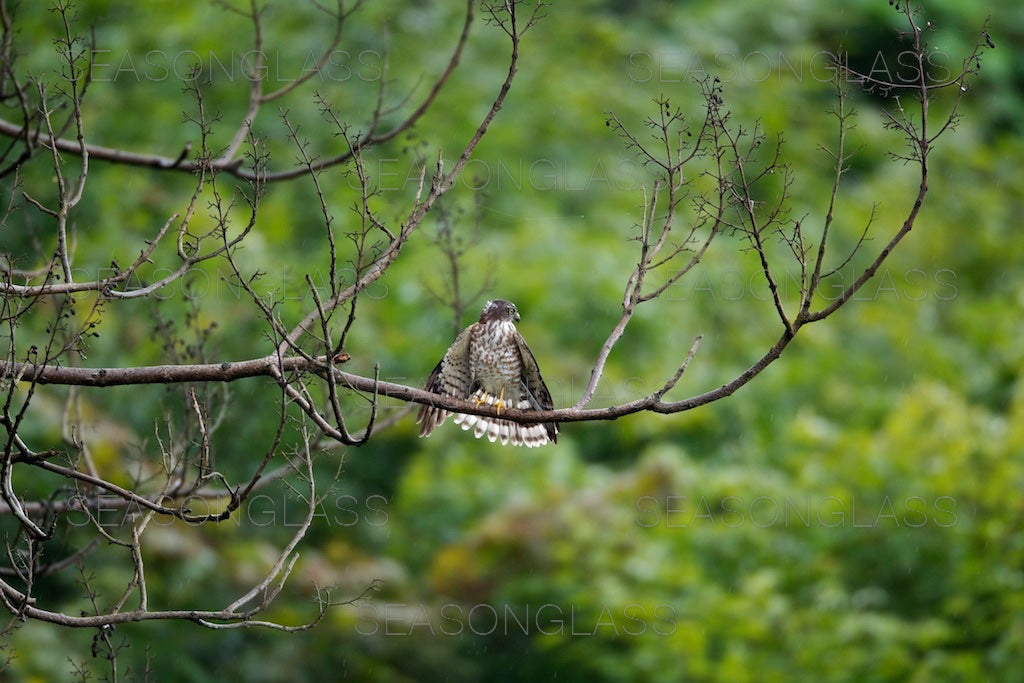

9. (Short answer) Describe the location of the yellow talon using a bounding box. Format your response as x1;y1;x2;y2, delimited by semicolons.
472;388;507;414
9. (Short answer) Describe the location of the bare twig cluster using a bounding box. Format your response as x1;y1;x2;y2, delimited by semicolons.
0;0;990;649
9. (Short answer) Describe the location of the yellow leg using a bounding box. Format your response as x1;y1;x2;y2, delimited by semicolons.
471;388;506;413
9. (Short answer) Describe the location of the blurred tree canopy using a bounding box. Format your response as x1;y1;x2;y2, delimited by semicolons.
2;0;1022;681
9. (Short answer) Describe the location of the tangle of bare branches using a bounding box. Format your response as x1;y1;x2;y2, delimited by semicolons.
0;0;991;650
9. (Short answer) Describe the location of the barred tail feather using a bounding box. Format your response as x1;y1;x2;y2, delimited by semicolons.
451;390;555;447
416;406;450;437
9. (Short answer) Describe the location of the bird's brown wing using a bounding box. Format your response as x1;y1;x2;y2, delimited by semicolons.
417;323;476;437
513;331;558;443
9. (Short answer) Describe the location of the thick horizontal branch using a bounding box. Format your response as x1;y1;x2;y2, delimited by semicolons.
1;328;796;427
0;355;318;386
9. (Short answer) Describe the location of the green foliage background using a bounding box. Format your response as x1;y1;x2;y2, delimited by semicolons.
2;0;1023;680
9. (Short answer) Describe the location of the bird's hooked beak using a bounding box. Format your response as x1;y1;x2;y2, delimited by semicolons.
513;310;520;322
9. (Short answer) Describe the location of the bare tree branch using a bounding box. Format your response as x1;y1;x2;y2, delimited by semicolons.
0;0;477;182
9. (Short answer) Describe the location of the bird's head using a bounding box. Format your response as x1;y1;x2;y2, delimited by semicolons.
480;299;520;323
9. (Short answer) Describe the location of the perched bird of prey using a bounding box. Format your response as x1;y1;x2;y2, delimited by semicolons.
417;299;558;447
